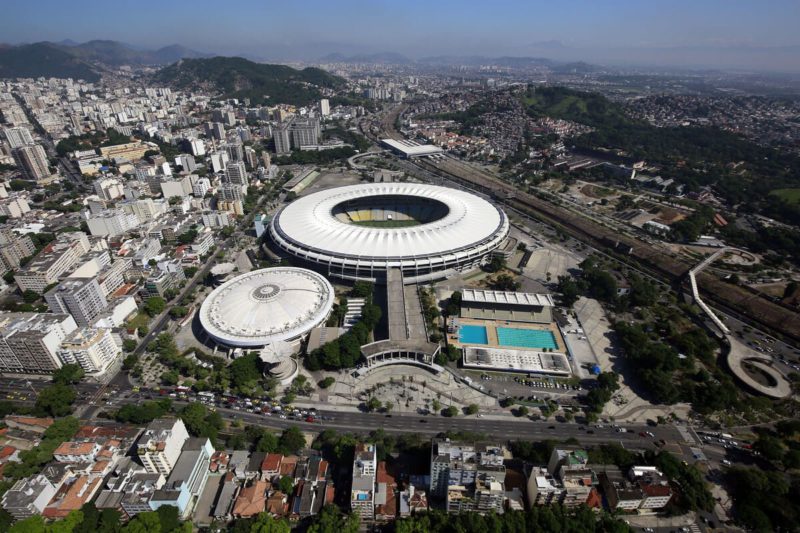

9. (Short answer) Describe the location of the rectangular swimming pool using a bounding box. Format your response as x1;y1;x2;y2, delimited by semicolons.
496;327;557;350
459;324;488;344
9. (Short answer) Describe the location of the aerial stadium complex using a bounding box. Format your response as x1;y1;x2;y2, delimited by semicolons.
269;183;510;283
198;267;335;349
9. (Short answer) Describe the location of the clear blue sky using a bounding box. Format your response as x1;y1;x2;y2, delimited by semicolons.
4;0;799;69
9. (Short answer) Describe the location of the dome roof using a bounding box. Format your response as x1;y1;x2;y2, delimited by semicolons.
199;267;334;347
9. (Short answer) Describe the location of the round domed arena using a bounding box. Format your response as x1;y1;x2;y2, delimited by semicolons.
198;267;335;348
269;183;510;283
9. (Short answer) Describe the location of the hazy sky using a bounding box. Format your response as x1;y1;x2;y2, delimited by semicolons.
4;0;800;70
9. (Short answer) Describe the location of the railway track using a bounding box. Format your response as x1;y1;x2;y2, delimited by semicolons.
414;156;800;344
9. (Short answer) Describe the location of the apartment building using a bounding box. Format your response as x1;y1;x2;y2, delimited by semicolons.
0;313;78;373
85;209;139;237
0;196;31;219
351;443;376;520
15;232;91;293
135;418;190;475
0;228;35;272
98;142;152;161
57;327;121;376
149;437;215;518
45;277;108;327
12;144;50;181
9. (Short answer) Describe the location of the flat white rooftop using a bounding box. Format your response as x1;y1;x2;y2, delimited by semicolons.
461;289;554;308
462;346;571;375
380;138;443;157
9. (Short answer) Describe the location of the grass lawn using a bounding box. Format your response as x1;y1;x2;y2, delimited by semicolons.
769;188;800;204
126;313;151;330
351;219;421;228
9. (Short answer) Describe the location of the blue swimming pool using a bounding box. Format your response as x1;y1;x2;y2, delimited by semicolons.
496;327;557;350
459;324;488;344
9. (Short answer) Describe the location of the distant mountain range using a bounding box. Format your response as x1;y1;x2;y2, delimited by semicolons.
317;52;607;73
0;40;210;81
152;57;346;106
320;52;412;65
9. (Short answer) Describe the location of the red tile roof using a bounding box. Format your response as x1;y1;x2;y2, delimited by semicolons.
261;453;282;473
233;480;268;518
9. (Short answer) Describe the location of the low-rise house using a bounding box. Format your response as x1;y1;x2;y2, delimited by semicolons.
1;474;60;520
4;416;54;434
42;475;104;519
53;441;101;463
232;479;268;518
398;484;428;517
261;453;283;481
212;472;239;521
266;491;289;517
94;458;165;519
375;462;398;521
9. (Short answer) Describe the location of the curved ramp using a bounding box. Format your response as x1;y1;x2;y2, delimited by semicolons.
727;338;791;398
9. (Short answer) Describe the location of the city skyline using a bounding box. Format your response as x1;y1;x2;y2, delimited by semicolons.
2;0;800;71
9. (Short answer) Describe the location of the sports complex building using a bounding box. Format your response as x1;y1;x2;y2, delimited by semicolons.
450;289;572;376
380;138;444;158
198;267;334;349
268;183;510;284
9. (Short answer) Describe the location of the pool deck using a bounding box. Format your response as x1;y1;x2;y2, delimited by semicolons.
452;317;566;352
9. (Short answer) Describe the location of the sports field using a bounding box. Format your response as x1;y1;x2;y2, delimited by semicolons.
770;188;800;204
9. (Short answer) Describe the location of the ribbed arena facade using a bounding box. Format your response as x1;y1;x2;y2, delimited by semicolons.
269;183;509;283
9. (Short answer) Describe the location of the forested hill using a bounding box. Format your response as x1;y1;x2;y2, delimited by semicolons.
153;57;345;106
0;42;101;81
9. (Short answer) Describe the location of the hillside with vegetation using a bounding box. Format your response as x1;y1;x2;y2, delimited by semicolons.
153;57;345;106
521;86;800;226
0;42;100;81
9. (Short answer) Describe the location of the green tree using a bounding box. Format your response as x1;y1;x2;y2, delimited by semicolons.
318;377;335;389
307;505;359;533
350;281;374;298
557;275;580;307
278;426;306;455
143;297;166;317
123;339;138;352
255;432;279;453
52;364;85;385
491;273;520;291
465;404;479;415
229;352;261;393
278;475;294;494
486;255;506;273
34;383;76;417
180;403;223;442
22;289;40;304
365;397;382;412
443;406;459;417
9;515;46;533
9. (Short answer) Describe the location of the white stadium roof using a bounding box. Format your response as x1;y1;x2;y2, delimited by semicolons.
199;267;334;347
271;182;506;260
